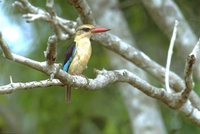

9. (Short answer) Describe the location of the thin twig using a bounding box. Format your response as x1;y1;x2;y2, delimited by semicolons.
9;76;13;84
13;0;76;40
0;79;62;94
44;35;57;65
165;40;199;108
182;39;200;101
165;20;179;93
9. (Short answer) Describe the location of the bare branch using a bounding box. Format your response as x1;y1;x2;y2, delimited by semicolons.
164;40;200;109
165;20;179;93
45;0;66;40
0;32;13;60
13;0;76;40
0;79;62;94
44;36;57;65
69;0;95;24
182;39;200;102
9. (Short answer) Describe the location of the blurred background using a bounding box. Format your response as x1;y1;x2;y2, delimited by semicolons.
0;0;200;134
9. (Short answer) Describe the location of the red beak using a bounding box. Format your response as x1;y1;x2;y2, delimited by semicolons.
91;27;110;33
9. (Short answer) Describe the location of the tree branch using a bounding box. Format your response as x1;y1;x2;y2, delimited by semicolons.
69;0;95;24
44;35;57;66
0;79;62;94
13;0;76;40
0;33;13;60
182;39;200;102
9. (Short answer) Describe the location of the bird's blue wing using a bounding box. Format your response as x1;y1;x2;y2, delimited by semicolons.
63;43;76;72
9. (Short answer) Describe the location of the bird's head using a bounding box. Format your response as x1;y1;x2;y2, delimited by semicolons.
75;24;110;41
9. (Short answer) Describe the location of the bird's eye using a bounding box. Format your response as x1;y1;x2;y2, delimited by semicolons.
81;28;90;32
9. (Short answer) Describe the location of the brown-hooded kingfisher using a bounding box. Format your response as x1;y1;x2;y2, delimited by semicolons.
63;24;110;103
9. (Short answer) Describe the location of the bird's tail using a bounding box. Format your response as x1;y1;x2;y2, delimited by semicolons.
65;85;71;103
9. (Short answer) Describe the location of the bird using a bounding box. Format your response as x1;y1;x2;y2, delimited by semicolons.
63;24;110;103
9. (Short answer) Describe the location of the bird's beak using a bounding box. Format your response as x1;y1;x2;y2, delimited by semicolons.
91;27;110;33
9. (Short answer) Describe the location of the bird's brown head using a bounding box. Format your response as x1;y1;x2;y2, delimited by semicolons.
75;24;110;40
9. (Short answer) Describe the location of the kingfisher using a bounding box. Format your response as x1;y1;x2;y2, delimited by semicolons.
63;24;110;103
